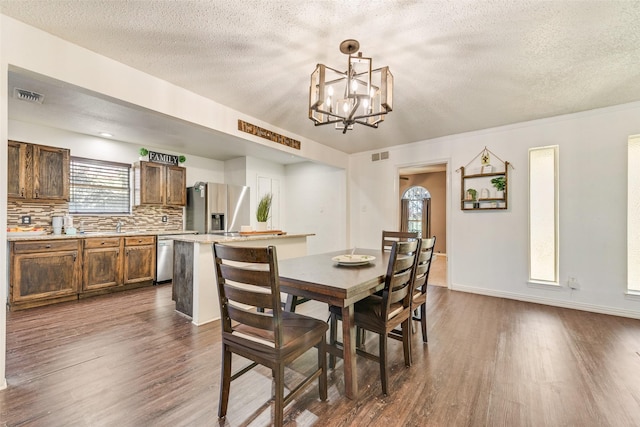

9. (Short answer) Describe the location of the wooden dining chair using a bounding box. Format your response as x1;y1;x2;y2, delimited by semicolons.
329;239;421;395
381;230;419;251
213;244;328;426
410;236;436;343
352;230;419;347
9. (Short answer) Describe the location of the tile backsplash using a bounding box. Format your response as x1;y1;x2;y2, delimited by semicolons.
7;200;183;233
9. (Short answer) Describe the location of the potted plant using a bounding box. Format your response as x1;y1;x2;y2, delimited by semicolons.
491;176;506;198
178;155;186;164
139;147;149;160
256;193;272;231
465;188;477;201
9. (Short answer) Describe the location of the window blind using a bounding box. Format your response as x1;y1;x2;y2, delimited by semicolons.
69;157;131;214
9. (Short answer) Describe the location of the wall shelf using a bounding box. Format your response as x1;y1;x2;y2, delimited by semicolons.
459;148;510;211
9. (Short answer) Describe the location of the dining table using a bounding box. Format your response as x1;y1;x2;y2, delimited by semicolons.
277;247;389;399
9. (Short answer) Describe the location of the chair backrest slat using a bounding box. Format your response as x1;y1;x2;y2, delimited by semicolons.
214;244;283;347
382;230;419;252
228;305;275;331
224;284;275;310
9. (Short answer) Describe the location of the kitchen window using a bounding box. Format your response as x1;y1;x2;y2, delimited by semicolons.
69;157;131;214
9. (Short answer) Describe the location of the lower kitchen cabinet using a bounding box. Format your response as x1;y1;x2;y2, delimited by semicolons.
123;235;156;285
10;239;81;309
83;237;122;291
9;234;157;310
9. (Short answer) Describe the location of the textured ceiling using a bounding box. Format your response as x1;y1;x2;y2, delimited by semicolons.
2;0;640;159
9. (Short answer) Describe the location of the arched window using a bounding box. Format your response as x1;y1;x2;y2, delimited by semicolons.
401;186;431;237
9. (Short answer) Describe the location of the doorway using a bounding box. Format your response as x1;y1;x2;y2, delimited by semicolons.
399;163;448;288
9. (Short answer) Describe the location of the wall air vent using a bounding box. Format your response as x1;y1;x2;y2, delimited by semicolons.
371;151;390;162
14;88;44;104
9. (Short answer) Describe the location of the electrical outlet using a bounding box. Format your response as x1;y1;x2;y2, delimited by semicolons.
21;215;31;224
568;276;580;290
162;215;168;223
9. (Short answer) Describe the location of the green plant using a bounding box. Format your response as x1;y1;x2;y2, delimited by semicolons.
491;176;506;192
178;155;186;163
256;193;272;222
467;188;477;200
139;147;149;156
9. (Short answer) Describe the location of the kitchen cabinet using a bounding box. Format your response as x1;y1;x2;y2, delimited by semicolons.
166;165;187;206
9;234;157;310
123;235;156;285
133;161;186;206
7;140;70;201
83;237;123;291
10;239;81;309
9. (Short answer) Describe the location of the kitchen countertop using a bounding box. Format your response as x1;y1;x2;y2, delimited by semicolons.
6;229;199;242
168;233;315;244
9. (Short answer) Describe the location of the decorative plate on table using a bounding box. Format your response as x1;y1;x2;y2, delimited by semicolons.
332;254;376;266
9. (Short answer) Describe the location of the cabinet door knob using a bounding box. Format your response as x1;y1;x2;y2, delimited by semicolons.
45;244;51;248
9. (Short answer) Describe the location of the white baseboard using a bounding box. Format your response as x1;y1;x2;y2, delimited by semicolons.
451;283;640;320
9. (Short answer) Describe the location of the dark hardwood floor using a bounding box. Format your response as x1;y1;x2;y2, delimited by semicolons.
2;283;640;426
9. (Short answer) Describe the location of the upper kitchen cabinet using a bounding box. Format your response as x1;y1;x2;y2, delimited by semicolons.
8;140;70;201
133;161;186;206
166;165;187;206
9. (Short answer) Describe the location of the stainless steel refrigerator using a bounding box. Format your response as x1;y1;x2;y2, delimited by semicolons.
186;183;250;234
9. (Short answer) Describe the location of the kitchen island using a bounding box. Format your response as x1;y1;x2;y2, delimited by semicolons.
169;233;314;325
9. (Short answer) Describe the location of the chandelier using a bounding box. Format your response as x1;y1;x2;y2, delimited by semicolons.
308;39;393;133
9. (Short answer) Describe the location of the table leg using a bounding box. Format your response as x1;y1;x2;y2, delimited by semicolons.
341;304;357;399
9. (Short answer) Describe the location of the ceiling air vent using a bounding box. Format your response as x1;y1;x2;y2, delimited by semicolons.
14;88;44;104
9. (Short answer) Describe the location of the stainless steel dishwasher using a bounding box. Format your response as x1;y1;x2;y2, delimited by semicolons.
156;237;174;283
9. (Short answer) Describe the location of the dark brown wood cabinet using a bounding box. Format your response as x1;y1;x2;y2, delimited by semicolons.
133;161;186;206
166;165;187;206
83;237;123;291
10;235;157;310
123;235;156;285
7;140;70;201
7;140;27;199
10;239;81;309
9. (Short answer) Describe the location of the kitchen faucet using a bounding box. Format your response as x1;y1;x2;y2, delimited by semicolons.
116;220;123;233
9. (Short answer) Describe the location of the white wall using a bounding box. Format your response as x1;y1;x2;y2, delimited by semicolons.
285;162;348;254
350;101;640;319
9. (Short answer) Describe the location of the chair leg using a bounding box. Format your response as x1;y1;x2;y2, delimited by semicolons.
218;344;232;418
402;319;412;367
379;333;388;396
420;304;428;343
274;364;285;427
318;337;327;401
329;312;337;369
